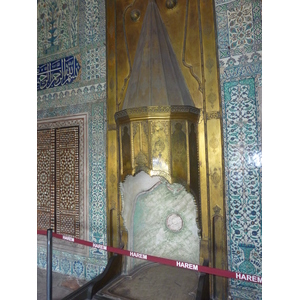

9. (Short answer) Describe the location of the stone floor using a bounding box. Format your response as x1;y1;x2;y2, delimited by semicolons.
37;262;201;300
95;263;200;300
37;267;87;300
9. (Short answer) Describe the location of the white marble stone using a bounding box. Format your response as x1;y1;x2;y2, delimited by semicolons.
120;172;200;272
120;171;161;230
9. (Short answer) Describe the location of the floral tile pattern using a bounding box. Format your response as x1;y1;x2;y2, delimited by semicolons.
215;0;262;59
215;0;262;299
227;3;254;50
81;46;106;81
86;263;100;280
84;0;105;45
37;0;107;281
37;0;79;58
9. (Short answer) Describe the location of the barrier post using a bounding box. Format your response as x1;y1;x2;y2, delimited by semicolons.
47;229;53;300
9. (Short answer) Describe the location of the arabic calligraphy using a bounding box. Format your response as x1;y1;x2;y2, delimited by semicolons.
37;55;81;91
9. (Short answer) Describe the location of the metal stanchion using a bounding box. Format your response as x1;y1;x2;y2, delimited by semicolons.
47;229;53;300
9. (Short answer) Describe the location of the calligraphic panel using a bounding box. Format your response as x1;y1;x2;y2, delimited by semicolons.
55;127;80;238
37;55;81;91
37;129;56;231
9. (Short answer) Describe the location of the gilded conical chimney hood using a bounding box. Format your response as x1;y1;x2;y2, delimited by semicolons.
115;0;200;197
122;0;194;109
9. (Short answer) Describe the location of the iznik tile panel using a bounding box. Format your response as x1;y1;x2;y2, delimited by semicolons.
37;0;107;282
214;0;262;299
81;47;106;81
215;0;262;59
84;0;106;45
37;0;79;58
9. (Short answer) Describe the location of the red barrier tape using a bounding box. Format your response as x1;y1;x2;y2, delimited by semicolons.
37;230;262;284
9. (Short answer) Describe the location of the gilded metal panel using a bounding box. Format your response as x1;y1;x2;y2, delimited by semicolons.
171;120;187;182
200;0;227;297
115;0;203;109
121;124;132;179
107;129;119;248
198;119;209;260
107;0;121;250
115;107;200;188
188;122;199;202
213;206;227;299
107;3;227;298
150;120;170;174
132;121;149;173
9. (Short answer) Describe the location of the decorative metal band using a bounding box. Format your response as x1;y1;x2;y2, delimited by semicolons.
206;111;221;120
115;106;201;124
119;0;137;104
108;124;117;131
182;0;203;92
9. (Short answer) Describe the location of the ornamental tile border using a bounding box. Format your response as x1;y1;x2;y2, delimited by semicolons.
37;81;106;97
37;83;106;111
37;246;107;279
219;51;262;81
215;0;237;6
229;286;262;300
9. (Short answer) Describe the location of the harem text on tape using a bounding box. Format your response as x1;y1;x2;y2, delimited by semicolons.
37;230;262;284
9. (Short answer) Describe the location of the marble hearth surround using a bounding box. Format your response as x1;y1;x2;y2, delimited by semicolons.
120;171;200;273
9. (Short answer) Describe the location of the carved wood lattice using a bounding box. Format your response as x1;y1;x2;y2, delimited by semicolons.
37;127;80;238
37;129;55;231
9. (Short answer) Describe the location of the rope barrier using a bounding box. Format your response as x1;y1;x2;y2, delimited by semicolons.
37;230;262;285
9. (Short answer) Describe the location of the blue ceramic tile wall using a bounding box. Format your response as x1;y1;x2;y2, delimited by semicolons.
37;0;107;280
214;0;262;299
